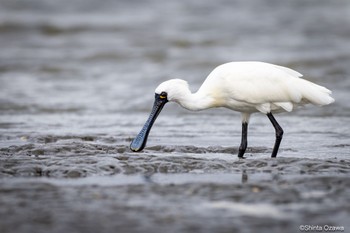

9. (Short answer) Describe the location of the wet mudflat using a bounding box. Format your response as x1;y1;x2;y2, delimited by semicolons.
1;0;350;232
1;114;350;233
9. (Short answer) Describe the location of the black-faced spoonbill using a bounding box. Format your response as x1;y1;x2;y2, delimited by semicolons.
130;61;334;158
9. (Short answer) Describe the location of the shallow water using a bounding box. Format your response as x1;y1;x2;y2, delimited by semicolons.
1;0;350;233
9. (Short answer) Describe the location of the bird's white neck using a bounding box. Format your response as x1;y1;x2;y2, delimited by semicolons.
172;88;215;111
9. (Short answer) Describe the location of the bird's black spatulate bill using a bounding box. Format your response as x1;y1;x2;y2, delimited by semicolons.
130;94;167;152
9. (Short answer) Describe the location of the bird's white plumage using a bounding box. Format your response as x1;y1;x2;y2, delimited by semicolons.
131;61;335;156
155;61;334;121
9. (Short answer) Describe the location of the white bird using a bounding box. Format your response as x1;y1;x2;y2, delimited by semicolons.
130;61;334;158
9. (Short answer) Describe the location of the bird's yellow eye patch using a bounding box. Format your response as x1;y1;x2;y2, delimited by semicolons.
159;92;167;99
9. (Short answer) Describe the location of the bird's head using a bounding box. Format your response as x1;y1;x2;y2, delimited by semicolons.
130;79;189;152
154;79;190;103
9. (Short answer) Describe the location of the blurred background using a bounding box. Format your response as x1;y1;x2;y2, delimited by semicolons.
0;0;350;233
0;0;349;116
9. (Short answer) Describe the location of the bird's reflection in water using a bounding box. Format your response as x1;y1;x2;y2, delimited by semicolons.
241;170;248;184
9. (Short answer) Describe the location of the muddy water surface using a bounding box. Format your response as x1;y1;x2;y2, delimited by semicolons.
1;0;350;233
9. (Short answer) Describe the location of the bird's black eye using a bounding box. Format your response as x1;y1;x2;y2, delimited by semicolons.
159;92;167;99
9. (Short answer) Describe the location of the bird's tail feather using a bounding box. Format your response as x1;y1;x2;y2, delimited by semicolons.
297;79;334;106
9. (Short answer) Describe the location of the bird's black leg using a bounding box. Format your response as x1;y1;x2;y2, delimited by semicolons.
238;122;248;158
267;113;284;158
